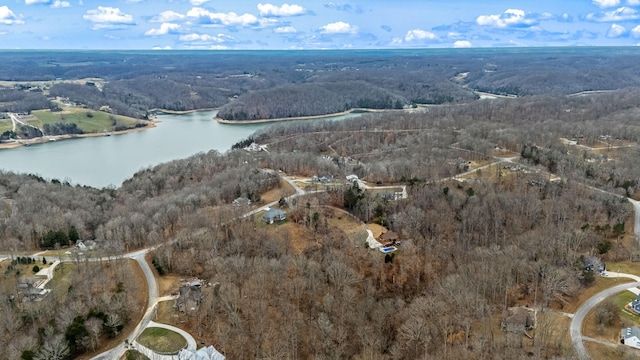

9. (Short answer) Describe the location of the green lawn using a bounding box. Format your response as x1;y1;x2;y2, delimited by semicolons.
606;262;640;277
136;327;187;354
30;108;140;134
0;119;12;133
611;291;640;324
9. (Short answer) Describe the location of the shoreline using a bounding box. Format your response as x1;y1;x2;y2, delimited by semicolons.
150;108;219;115
0;120;158;150
214;107;409;124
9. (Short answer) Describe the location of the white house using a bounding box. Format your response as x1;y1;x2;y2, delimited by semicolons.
346;175;359;183
178;345;225;360
621;326;640;349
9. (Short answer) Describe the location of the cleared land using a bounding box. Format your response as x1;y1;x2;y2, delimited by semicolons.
30;107;141;133
136;327;187;354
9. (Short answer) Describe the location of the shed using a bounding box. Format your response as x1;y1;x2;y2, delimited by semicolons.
262;208;286;224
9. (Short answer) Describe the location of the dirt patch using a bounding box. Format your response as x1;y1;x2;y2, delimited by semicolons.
157;274;181;297
367;223;387;238
261;179;295;204
585;342;631;359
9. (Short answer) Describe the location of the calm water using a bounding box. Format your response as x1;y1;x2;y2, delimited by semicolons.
0;110;363;188
0;111;269;188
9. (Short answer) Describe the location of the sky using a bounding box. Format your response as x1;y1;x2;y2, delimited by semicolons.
1;0;640;49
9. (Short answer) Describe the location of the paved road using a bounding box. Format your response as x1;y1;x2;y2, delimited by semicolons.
91;252;158;360
570;280;640;360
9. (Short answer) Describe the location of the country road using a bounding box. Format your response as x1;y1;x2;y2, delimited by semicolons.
569;196;640;359
570;280;640;359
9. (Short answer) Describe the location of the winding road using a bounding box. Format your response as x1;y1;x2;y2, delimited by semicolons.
569;198;640;359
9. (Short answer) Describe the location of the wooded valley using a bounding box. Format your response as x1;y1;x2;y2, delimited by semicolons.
2;73;640;358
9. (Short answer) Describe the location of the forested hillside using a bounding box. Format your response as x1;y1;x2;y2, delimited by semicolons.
3;48;640;119
2;85;640;358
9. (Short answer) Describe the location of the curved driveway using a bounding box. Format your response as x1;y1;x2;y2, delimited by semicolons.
570;279;640;360
570;194;640;359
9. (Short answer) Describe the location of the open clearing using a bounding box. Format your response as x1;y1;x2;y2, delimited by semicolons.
137;327;187;354
31;108;141;133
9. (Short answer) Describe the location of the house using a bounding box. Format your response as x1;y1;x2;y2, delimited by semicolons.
501;307;535;334
346;175;359;183
262;208;286;224
178;345;225;360
17;277;50;302
176;279;203;313
312;174;334;183
232;197;251;207
379;231;399;247
630;294;640;314
583;256;606;274
621;326;640;349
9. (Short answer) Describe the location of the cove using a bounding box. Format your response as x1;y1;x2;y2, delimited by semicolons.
0;110;364;189
0;111;267;189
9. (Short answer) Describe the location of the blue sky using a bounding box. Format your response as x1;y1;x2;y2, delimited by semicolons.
2;0;640;49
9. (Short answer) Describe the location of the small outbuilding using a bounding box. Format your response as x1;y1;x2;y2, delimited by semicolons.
262;208;286;224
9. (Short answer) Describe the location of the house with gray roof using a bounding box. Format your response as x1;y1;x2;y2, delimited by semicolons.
621;326;640;349
262;208;286;224
630;294;640;314
178;345;225;360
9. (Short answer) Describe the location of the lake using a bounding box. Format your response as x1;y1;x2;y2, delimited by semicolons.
0;110;362;188
0;111;268;188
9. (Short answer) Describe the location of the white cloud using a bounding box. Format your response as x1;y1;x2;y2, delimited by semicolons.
593;0;621;8
152;46;173;50
628;0;640;5
145;23;180;36
51;1;70;8
190;0;210;5
25;0;49;4
320;21;358;34
586;7;640;22
152;11;185;23
404;29;437;41
0;6;24;25
453;40;472;48
83;6;135;30
607;23;627;37
476;9;538;28
187;7;275;27
631;24;640;37
179;32;233;43
257;3;306;17
275;26;297;33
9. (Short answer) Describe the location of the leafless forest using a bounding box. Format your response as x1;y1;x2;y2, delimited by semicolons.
2;77;640;358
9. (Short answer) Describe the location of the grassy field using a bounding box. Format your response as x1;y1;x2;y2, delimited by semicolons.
137;327;187;354
30;108;140;134
0;119;12;133
612;291;640;324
